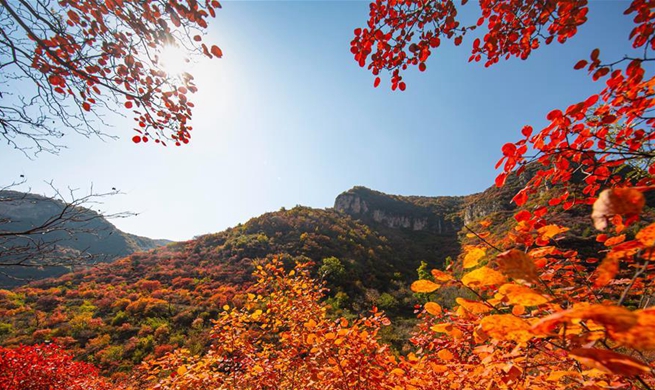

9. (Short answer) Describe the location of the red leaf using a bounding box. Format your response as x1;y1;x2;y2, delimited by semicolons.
501;143;516;156
210;45;223;58
574;59;587;70
495;172;507;187
82;102;91;111
513;190;528;206
514;210;531;222
373;77;381;88
125;101;133;109
132;135;142;143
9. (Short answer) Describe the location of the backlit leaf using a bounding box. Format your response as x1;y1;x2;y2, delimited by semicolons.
411;279;439;293
480;314;532;343
498;283;549;306
456;298;491;314
424;301;442;315
611;307;655;351
437;349;454;361
636;222;655;246
533;304;638;334
569;348;651;376
463;246;486;268
430;269;453;282
593;255;619;288
495;249;538;283
461;266;506;287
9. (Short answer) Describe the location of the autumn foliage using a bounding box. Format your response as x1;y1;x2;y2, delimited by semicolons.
351;0;655;388
0;343;109;390
0;0;222;151
3;0;655;389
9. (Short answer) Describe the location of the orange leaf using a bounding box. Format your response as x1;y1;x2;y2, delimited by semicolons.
498;283;549;306
604;234;626;247
411;280;439;293
611;307;655;351
569;348;651;376
480;314;532;343
593;255;619;288
461;266;506;287
495;249;538;283
533;304;638;334
437;349;454;361
592;188;645;230
636;222;655;246
431;323;464;339
537;224;569;240
463;246;486;269
424;302;442;315
430;269;453;282
456;297;491;314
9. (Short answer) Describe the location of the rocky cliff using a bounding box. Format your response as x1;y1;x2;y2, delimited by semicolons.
334;184;517;234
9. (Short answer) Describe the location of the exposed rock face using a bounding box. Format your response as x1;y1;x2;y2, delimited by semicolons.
334;193;369;215
334;187;463;234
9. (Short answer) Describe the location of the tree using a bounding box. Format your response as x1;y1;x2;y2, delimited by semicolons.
137;259;413;390
0;179;134;284
351;0;654;206
353;1;655;388
0;0;222;154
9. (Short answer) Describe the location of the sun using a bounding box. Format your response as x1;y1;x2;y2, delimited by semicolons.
158;44;190;77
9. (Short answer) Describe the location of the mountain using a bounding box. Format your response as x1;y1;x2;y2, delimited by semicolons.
2;171;648;375
0;191;172;287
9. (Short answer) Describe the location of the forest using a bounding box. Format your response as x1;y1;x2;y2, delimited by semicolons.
1;0;655;389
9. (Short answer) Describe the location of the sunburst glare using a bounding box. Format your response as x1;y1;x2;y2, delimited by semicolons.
158;44;190;77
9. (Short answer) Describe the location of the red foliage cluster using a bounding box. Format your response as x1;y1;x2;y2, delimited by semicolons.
0;343;108;390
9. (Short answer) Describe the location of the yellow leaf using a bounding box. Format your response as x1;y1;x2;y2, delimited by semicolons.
461;266;506;287
252;364;264;374
463;246;486;269
537;224;569;240
424;301;442;315
592;188;645;231
177;365;187;376
390;368;405;376
456;298;491;314
411;279;440;293
437;349;454;361
480;314;532;343
431;323;464;339
498;283;549;306
495;249;538;283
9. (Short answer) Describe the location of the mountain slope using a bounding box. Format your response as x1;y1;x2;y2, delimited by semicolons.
0;190;171;287
2;171;645;375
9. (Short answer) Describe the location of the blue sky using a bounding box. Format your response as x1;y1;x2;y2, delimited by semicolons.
2;1;637;240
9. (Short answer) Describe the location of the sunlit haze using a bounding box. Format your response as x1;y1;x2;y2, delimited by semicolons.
2;1;635;241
